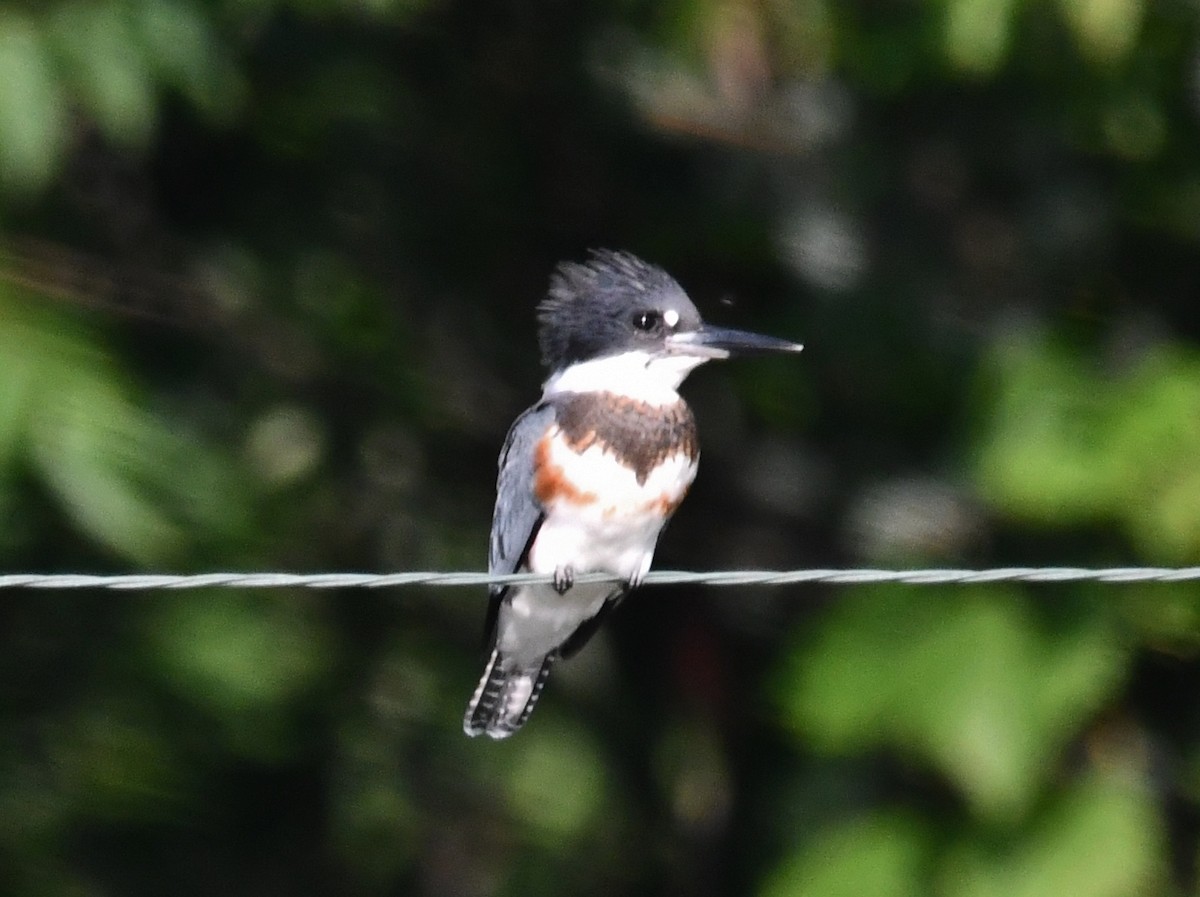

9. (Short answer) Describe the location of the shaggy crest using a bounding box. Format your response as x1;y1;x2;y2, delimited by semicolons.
536;250;699;372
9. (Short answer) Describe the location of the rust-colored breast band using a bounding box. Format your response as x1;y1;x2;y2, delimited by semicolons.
533;431;599;507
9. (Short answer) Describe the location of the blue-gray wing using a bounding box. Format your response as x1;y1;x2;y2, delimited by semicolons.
487;401;557;591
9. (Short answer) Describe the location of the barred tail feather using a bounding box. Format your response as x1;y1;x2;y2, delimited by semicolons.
463;649;555;739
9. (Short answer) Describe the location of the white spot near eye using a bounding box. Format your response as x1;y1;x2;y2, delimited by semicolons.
663;309;680;328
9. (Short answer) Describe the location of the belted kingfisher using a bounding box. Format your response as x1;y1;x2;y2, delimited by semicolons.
464;250;803;739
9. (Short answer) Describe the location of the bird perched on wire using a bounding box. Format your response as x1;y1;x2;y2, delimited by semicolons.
464;250;803;739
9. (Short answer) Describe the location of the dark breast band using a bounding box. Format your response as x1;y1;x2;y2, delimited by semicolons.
554;392;699;485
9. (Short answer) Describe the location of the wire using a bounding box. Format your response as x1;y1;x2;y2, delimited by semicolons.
0;567;1198;590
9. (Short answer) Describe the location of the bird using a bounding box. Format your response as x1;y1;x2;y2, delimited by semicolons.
463;250;803;739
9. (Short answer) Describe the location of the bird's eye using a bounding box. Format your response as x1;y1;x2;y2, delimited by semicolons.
633;311;661;332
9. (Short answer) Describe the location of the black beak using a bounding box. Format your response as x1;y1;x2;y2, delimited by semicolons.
665;324;804;360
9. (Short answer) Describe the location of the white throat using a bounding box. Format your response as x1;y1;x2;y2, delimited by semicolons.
542;350;710;405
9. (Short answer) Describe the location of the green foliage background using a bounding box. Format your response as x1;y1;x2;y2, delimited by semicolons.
0;0;1198;894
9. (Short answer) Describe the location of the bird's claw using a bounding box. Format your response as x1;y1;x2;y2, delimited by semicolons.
552;566;575;594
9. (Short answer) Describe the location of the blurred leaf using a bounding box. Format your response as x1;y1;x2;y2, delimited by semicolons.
777;587;1127;820
1102;92;1166;160
144;593;334;756
134;0;243;120
943;0;1018;75
0;307;37;470
0;292;180;562
974;336;1123;522
975;335;1200;561
50;698;195;823
760;812;929;897
49;1;157;146
940;773;1163;897
32;376;188;564
245;404;325;487
0;12;68;194
769;0;835;76
1059;0;1144;63
1118;584;1200;653
1108;351;1200;559
502;721;609;843
147;593;331;710
1;288;253;563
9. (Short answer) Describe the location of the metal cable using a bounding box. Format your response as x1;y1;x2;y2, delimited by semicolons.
0;567;1198;590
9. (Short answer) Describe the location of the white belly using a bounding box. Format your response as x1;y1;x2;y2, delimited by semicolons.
528;434;697;583
499;581;615;666
499;434;698;666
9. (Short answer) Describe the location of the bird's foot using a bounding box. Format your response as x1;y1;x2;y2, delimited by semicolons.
627;557;651;589
552;565;575;595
